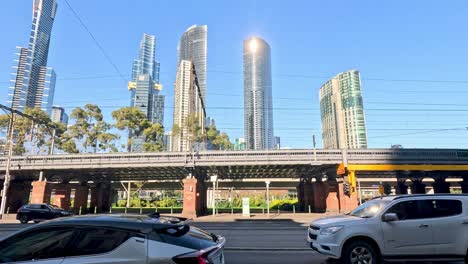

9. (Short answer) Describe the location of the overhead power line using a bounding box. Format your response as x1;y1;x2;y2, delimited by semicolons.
63;0;127;82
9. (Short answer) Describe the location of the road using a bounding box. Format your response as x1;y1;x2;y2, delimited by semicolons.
0;220;464;264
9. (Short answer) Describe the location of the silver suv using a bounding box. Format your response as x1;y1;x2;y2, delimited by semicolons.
0;214;225;264
307;194;468;264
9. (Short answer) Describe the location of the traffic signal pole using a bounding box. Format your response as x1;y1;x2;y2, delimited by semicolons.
0;113;15;219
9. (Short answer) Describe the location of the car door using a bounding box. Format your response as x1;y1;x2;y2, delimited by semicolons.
428;198;465;255
0;226;75;263
61;227;147;264
381;199;435;256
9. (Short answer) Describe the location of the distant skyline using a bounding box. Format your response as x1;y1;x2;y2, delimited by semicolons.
1;0;468;149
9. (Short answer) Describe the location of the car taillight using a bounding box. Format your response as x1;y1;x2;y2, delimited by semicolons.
172;250;210;264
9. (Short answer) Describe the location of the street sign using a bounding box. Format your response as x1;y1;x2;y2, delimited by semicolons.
242;197;250;217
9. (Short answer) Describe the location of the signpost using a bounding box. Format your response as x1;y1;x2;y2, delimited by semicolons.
242;197;250;217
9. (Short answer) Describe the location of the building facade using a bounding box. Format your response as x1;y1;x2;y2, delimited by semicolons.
152;94;164;125
274;136;281;149
131;34;157;81
8;0;58;113
128;34;164;151
319;70;368;149
234;137;246;151
177;25;207;104
50;105;68;125
172;60;206;152
243;37;274;150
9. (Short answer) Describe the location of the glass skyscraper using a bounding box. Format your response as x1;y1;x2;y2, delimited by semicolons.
8;0;58;114
243;37;274;150
129;33;164;126
177;25;207;104
320;70;368;149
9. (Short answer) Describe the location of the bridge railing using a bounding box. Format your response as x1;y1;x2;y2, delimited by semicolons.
0;149;467;169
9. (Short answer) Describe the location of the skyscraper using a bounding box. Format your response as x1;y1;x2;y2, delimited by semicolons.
177;25;207;103
319;70;368;149
50;105;68;125
130;33;164;126
8;0;58;113
152;94;164;125
172;60;206;152
243;37;274;150
132;34;157;81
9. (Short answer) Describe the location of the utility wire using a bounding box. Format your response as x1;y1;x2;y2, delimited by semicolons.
63;0;127;82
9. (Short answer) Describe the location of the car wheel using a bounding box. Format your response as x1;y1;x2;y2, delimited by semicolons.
33;220;40;224
343;240;379;264
19;215;29;224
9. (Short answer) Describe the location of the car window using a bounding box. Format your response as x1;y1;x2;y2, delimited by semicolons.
386;199;463;221
425;199;462;218
385;200;421;220
157;226;216;250
29;204;41;209
40;205;49;210
0;227;74;263
68;228;131;256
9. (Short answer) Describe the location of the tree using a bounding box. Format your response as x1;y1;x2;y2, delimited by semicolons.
184;113;204;143
212;132;233;150
68;104;118;153
0;108;55;155
206;124;219;141
143;123;164;152
112;107;150;151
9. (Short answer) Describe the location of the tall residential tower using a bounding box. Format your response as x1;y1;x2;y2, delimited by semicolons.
243;37;274;150
319;70;368;149
177;25;207;104
172;60;206;152
8;0;58;113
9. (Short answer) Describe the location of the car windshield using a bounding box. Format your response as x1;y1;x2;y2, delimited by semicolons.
348;199;391;218
48;204;61;209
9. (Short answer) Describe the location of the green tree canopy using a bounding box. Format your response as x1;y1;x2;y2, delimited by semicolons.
67;104;118;153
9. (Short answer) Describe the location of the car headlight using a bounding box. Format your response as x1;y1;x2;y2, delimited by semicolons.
320;226;344;236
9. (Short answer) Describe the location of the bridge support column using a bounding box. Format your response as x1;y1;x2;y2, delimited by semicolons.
325;182;358;213
433;178;450;194
6;181;32;213
31;181;51;204
95;182;111;213
73;183;89;214
395;181;408;195
296;180;305;212
410;180;426;194
312;181;327;213
182;176;206;218
52;184;71;210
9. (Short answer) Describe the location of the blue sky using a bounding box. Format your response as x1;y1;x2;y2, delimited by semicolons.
1;0;468;149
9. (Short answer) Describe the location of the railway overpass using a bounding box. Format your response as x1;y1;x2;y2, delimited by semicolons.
1;148;467;217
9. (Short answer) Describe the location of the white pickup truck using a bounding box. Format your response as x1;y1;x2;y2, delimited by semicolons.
307;194;468;264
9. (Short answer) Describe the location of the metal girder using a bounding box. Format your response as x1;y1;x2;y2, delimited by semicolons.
348;164;468;171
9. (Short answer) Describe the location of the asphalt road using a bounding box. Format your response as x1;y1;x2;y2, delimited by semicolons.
0;220;464;264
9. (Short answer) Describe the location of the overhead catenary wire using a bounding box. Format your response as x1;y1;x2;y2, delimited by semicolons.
62;0;127;83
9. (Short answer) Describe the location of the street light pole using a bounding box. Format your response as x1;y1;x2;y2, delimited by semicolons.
265;181;271;216
0;113;15;219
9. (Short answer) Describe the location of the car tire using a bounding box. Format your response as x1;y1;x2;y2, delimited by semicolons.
343;240;380;264
34;220;40;224
19;215;29;224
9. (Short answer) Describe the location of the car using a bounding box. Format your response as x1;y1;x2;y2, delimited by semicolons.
16;203;73;224
0;214;225;264
307;194;468;264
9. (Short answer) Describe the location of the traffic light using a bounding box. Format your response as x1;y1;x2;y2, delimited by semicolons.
343;182;351;197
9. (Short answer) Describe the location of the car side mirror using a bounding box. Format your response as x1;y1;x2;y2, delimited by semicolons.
382;213;399;222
